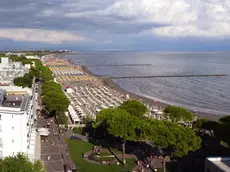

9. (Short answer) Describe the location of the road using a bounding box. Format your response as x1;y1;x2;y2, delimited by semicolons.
37;81;73;172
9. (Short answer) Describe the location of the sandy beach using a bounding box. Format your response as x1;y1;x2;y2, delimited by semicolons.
53;53;224;121
81;65;223;121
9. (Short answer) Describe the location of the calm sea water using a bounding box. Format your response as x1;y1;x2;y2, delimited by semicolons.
61;52;230;116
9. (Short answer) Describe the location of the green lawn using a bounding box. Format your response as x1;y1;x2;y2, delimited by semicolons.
67;139;136;172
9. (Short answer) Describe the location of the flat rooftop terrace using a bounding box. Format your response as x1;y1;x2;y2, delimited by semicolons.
2;94;23;108
1;93;29;110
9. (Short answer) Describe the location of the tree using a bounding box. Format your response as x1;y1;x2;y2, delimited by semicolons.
216;116;230;145
42;91;70;116
30;67;41;80
146;119;201;172
193;118;209;134
33;61;70;123
168;123;201;157
0;153;45;172
82;115;94;125
119;100;148;118
219;115;230;124
42;81;62;94
32;59;53;82
56;113;68;125
202;120;219;137
145;119;201;156
13;72;34;88
94;108;144;165
94;108;201;171
164;105;194;123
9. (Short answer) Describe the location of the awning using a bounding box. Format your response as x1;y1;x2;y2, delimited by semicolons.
39;131;50;136
37;128;49;132
37;128;50;136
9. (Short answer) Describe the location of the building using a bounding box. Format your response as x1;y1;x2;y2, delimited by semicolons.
25;64;31;69
0;84;40;161
25;56;40;59
5;52;13;56
1;57;9;66
0;57;29;86
205;157;230;172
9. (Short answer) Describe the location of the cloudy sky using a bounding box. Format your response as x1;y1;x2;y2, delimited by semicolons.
0;0;230;51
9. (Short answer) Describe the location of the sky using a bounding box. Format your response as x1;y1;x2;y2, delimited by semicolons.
0;0;230;51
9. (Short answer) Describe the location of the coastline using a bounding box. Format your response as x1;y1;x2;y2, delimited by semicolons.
81;65;222;121
55;54;224;121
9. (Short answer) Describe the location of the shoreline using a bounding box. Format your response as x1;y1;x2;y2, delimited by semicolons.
56;54;224;121
81;65;223;121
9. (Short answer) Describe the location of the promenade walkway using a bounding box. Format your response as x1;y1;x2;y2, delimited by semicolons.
38;116;74;172
83;148;136;165
38;117;63;172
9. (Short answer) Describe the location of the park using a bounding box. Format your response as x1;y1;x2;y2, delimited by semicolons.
65;100;202;172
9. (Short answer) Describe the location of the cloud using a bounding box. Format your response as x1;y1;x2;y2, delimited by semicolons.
0;28;86;43
101;40;113;44
152;23;230;38
91;0;230;38
0;0;230;50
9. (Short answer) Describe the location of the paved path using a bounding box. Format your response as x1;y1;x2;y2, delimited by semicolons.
38;117;75;172
59;129;73;166
36;80;74;172
38;117;64;172
83;147;137;165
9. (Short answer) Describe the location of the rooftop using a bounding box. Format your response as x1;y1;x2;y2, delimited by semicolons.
0;93;30;110
2;94;23;108
207;157;230;172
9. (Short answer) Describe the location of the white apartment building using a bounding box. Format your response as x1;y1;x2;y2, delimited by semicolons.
0;84;39;161
0;57;29;86
5;52;24;57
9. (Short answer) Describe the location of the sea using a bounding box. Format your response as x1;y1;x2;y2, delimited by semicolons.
61;51;230;116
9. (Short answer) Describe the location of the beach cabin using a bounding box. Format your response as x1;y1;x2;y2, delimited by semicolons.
68;105;81;124
66;88;74;94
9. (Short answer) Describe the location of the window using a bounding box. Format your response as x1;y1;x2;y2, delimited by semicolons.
0;138;2;147
12;126;14;130
0;115;1;120
0;126;2;132
12;140;14;143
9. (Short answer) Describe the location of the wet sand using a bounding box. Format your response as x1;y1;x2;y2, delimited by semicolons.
82;66;223;121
